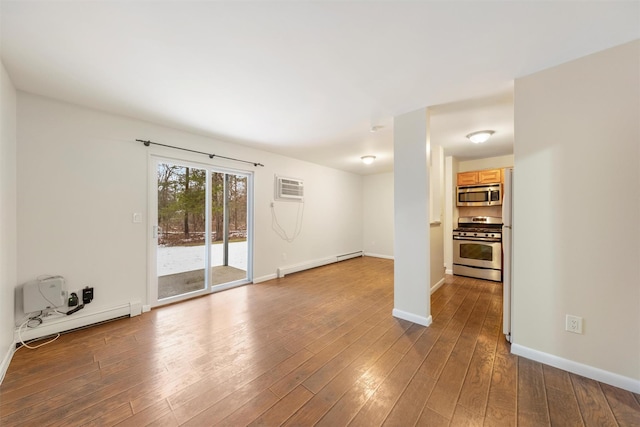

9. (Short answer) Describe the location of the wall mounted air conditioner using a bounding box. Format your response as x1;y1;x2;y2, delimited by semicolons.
23;276;66;313
275;175;304;201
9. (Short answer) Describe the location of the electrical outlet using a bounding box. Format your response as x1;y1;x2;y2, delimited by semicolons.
566;314;583;334
82;286;94;304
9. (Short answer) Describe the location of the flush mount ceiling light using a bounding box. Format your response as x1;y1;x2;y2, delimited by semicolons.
370;126;383;133
466;130;495;144
361;155;376;165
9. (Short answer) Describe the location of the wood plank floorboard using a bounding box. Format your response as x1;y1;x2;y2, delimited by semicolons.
1;257;638;426
571;374;620;427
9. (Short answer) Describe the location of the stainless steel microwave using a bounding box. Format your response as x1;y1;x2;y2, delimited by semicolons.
457;184;502;207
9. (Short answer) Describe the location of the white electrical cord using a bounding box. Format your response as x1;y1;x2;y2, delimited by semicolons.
271;201;304;243
17;315;60;350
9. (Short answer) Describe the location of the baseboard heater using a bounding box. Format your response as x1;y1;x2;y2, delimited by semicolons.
15;303;136;344
277;251;364;278
336;251;363;262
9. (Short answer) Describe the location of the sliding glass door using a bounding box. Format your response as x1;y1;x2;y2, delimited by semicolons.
156;163;208;300
210;172;248;286
150;157;252;306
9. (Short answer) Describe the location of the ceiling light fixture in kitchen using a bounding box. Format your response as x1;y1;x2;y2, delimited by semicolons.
466;130;495;144
361;155;376;165
370;126;383;133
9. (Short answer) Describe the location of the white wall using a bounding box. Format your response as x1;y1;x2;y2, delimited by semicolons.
443;156;459;274
363;143;445;290
429;145;444;224
429;223;444;288
362;172;394;258
513;40;640;390
16;93;363;327
429;144;445;288
0;61;17;381
458;154;514;172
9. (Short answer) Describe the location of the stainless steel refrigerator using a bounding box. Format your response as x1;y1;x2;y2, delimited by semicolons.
502;168;513;342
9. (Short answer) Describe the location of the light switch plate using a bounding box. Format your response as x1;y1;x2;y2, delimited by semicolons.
132;213;142;223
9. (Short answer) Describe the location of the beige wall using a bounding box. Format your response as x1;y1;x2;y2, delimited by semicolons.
513;40;639;388
362;172;394;258
0;60;17;381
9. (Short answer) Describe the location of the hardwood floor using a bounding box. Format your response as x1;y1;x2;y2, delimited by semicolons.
1;257;639;426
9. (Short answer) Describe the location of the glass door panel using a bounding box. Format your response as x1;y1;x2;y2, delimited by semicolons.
156;163;208;299
210;172;248;287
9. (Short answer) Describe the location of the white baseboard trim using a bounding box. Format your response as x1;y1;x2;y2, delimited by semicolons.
15;304;132;343
0;343;15;384
445;268;453;275
511;343;640;394
277;251;364;278
262;251;369;282
277;256;337;278
253;274;277;284
363;252;394;260
336;251;364;262
392;308;432;327
430;277;445;294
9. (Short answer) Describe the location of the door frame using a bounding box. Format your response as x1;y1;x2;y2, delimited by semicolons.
147;153;254;308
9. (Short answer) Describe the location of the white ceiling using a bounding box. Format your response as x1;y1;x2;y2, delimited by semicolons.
1;1;638;175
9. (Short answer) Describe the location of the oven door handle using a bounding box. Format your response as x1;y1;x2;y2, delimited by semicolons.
453;237;501;242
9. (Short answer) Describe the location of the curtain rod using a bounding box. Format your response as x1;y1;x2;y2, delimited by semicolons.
136;139;265;167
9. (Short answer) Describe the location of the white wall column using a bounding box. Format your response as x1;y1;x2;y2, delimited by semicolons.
392;108;431;327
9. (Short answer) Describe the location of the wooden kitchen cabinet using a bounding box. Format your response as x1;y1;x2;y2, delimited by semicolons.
457;171;479;186
478;168;502;184
457;168;502;185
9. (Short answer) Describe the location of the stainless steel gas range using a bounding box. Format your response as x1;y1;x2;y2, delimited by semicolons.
453;216;502;282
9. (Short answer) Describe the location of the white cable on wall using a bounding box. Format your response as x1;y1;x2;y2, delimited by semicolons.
271;201;304;243
17;315;61;350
